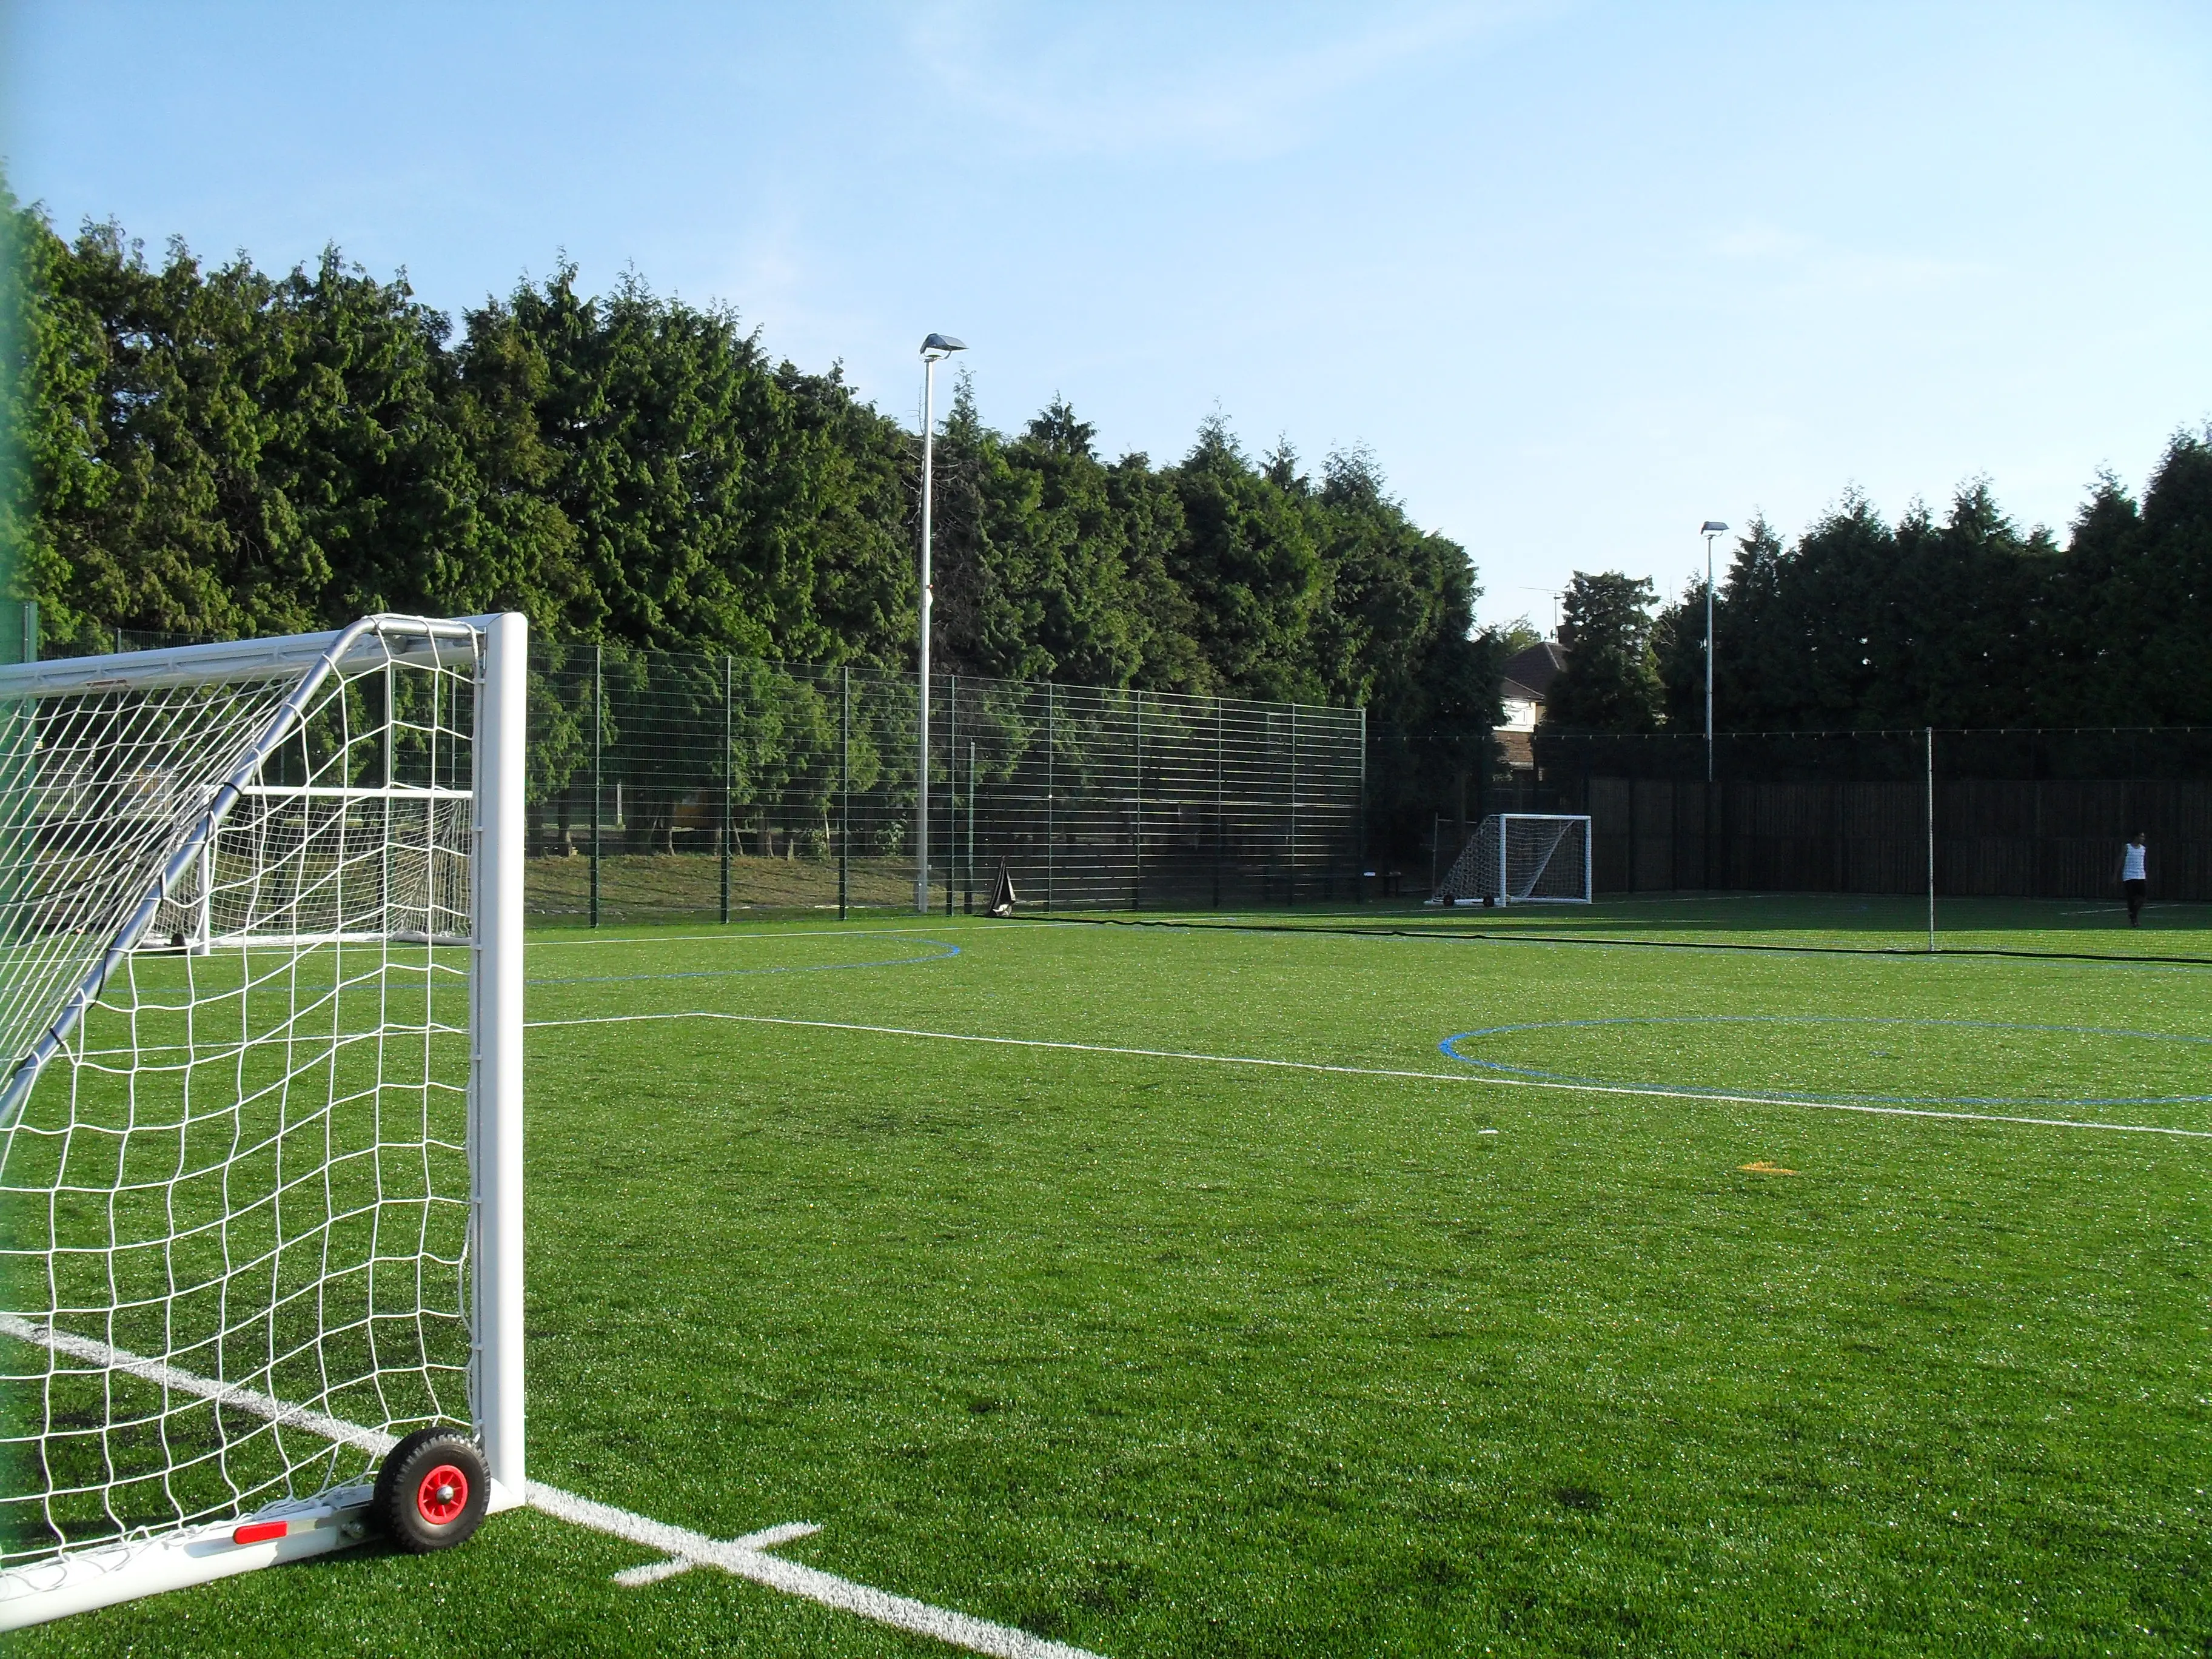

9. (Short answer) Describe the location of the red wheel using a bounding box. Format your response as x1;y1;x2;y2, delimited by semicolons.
375;1429;489;1552
415;1463;469;1526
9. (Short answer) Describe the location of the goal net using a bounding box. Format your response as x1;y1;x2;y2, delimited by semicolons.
0;614;526;1627
1432;814;1592;905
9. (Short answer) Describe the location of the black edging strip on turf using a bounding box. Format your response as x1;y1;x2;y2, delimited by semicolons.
1034;913;2212;967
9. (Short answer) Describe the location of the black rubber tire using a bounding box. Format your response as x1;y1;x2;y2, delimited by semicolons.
374;1428;490;1553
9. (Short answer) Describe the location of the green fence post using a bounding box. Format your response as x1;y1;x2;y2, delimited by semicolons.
839;666;850;922
0;601;33;665
0;580;27;975
1045;685;1055;913
720;654;732;925
589;645;603;928
1357;706;1367;902
1213;697;1224;910
946;675;957;917
1926;725;1937;953
1132;692;1142;910
1289;705;1299;907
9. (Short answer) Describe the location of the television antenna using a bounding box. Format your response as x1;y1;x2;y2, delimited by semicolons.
1519;587;1563;636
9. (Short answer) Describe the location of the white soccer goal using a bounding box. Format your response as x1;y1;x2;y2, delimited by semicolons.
0;614;526;1627
1431;813;1592;905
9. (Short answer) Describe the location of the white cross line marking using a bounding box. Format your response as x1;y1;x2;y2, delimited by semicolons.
0;1321;1105;1658
524;1009;2212;1139
530;1484;1101;1658
608;1520;820;1587
610;1555;697;1588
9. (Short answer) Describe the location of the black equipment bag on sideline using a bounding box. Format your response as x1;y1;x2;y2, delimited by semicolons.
988;858;1017;917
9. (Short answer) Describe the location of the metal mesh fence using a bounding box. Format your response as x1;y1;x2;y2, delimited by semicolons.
521;643;1366;923
1518;727;2212;902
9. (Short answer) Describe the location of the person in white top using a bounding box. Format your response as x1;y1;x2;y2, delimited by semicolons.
2116;830;2148;927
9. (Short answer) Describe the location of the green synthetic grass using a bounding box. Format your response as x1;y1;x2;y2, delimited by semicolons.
18;904;2212;1655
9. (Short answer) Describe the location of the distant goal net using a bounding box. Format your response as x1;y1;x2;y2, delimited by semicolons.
0;614;526;1627
1431;813;1592;905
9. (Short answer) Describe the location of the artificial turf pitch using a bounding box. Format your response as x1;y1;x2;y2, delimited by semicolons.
19;898;2212;1656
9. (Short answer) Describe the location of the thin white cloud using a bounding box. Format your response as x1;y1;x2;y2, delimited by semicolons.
902;0;1560;161
1709;221;1983;298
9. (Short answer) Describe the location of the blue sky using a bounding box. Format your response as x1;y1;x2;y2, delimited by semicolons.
5;1;2207;632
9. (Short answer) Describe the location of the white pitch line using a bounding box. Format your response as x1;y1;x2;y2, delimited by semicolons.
530;1484;1101;1659
526;1008;2212;1139
0;1322;1105;1659
0;1315;397;1459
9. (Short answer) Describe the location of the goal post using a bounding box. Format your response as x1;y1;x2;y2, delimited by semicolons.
0;613;526;1628
1430;813;1592;905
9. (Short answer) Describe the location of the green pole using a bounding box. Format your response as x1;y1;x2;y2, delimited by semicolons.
1213;697;1224;910
0;297;32;968
1045;685;1055;913
945;676;957;917
720;654;732;925
1926;725;1937;954
1131;691;1142;910
838;666;850;921
590;645;602;928
0;601;36;665
1357;706;1368;903
1289;705;1299;907
0;602;32;953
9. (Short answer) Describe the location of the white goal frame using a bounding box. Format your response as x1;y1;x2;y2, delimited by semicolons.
0;614;526;1628
1431;812;1592;906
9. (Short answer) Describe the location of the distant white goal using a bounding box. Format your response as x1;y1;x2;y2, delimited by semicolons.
0;614;526;1628
1430;813;1592;905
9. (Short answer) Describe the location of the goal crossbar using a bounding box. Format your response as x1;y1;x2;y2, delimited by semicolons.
0;621;478;700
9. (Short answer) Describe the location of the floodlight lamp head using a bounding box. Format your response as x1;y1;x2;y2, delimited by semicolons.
920;333;967;361
1701;520;1729;535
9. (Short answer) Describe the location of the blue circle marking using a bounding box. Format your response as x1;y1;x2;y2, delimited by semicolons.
531;939;960;987
1437;1015;2212;1107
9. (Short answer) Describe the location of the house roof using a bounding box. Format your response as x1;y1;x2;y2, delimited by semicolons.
1501;639;1566;700
1500;676;1546;705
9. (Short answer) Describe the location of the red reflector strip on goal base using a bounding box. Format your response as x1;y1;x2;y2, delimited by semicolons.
4;1486;380;1629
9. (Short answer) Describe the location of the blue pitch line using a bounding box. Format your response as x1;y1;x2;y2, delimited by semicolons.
526;939;960;987
1045;911;2212;967
1438;1014;2212;1108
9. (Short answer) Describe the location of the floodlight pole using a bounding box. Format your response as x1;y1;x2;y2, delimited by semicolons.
1701;522;1728;784
916;333;967;913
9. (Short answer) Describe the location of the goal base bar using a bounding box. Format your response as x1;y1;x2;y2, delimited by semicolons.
1432;894;1591;906
0;1480;524;1630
